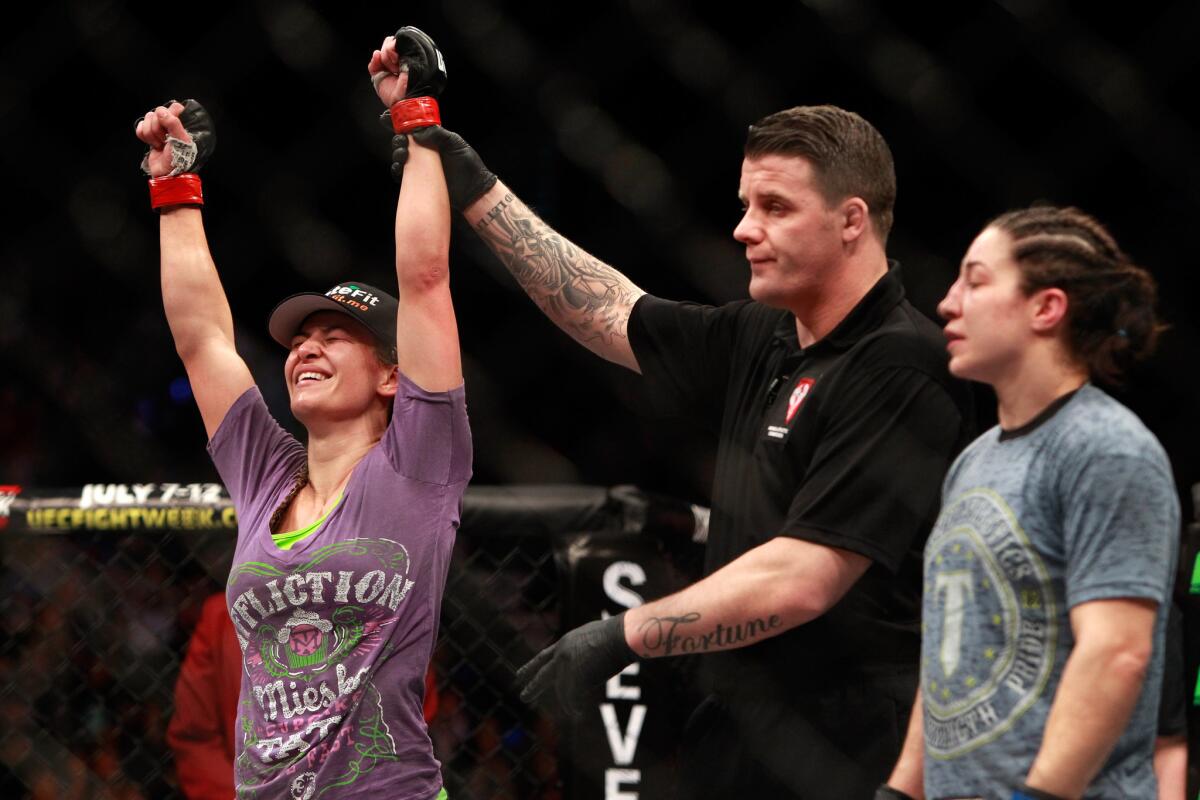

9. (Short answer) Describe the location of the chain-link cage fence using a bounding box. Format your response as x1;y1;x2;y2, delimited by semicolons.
434;517;561;800
1;527;232;798
0;484;705;800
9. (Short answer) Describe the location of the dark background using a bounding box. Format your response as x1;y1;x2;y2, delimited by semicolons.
2;2;1199;797
3;0;1198;514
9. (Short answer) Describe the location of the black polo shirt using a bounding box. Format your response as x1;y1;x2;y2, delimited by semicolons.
628;263;973;704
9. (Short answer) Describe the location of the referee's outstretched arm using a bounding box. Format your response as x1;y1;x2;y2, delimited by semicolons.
464;180;647;373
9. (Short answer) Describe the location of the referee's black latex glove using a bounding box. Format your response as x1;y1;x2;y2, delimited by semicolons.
515;613;637;720
874;785;917;800
391;125;497;210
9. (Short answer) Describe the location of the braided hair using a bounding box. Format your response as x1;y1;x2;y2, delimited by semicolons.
988;205;1164;385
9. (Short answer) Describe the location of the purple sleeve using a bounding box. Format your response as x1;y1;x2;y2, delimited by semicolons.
380;371;472;485
205;387;306;510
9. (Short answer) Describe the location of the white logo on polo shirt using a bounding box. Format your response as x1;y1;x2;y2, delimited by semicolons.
785;378;815;424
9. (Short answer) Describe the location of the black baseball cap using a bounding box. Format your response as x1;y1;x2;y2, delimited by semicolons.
268;281;398;349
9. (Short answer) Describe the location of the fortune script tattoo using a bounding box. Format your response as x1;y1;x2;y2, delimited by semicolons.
637;612;783;656
476;192;641;347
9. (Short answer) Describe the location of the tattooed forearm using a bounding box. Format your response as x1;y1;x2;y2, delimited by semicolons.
636;612;783;657
475;192;644;350
475;191;516;231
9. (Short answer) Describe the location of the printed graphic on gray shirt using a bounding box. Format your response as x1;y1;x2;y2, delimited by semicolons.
923;488;1057;759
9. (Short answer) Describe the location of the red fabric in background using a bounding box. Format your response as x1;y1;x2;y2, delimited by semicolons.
167;594;241;800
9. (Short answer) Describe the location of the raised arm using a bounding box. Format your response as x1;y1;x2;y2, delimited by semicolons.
393;142;458;391
136;102;254;439
371;33;460;392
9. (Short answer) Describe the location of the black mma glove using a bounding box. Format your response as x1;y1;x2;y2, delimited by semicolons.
391;126;497;210
1013;785;1067;800
515;613;637;720
394;25;446;98
138;99;216;176
377;26;498;207
377;25;447;133
874;785;917;800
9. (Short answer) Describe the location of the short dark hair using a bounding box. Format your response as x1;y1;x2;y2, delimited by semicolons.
989;205;1164;385
372;341;397;422
745;105;897;243
373;340;398;369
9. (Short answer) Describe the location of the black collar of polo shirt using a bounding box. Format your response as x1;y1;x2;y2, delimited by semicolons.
771;260;907;355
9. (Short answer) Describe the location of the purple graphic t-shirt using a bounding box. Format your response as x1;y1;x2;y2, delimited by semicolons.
207;374;470;799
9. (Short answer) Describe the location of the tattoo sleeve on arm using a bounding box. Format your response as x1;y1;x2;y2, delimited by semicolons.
475;192;644;353
636;612;783;657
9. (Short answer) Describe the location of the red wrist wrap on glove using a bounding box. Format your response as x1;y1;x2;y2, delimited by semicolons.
389;97;440;133
149;174;204;210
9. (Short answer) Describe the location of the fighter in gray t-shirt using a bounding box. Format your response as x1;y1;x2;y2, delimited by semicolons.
881;205;1178;800
921;385;1177;799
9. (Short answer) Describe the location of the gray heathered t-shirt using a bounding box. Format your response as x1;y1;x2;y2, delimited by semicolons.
207;374;470;799
921;384;1178;800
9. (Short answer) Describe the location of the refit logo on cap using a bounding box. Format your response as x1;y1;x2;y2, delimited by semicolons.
326;284;380;312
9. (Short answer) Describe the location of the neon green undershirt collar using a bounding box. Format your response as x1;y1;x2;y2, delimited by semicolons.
272;492;343;551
